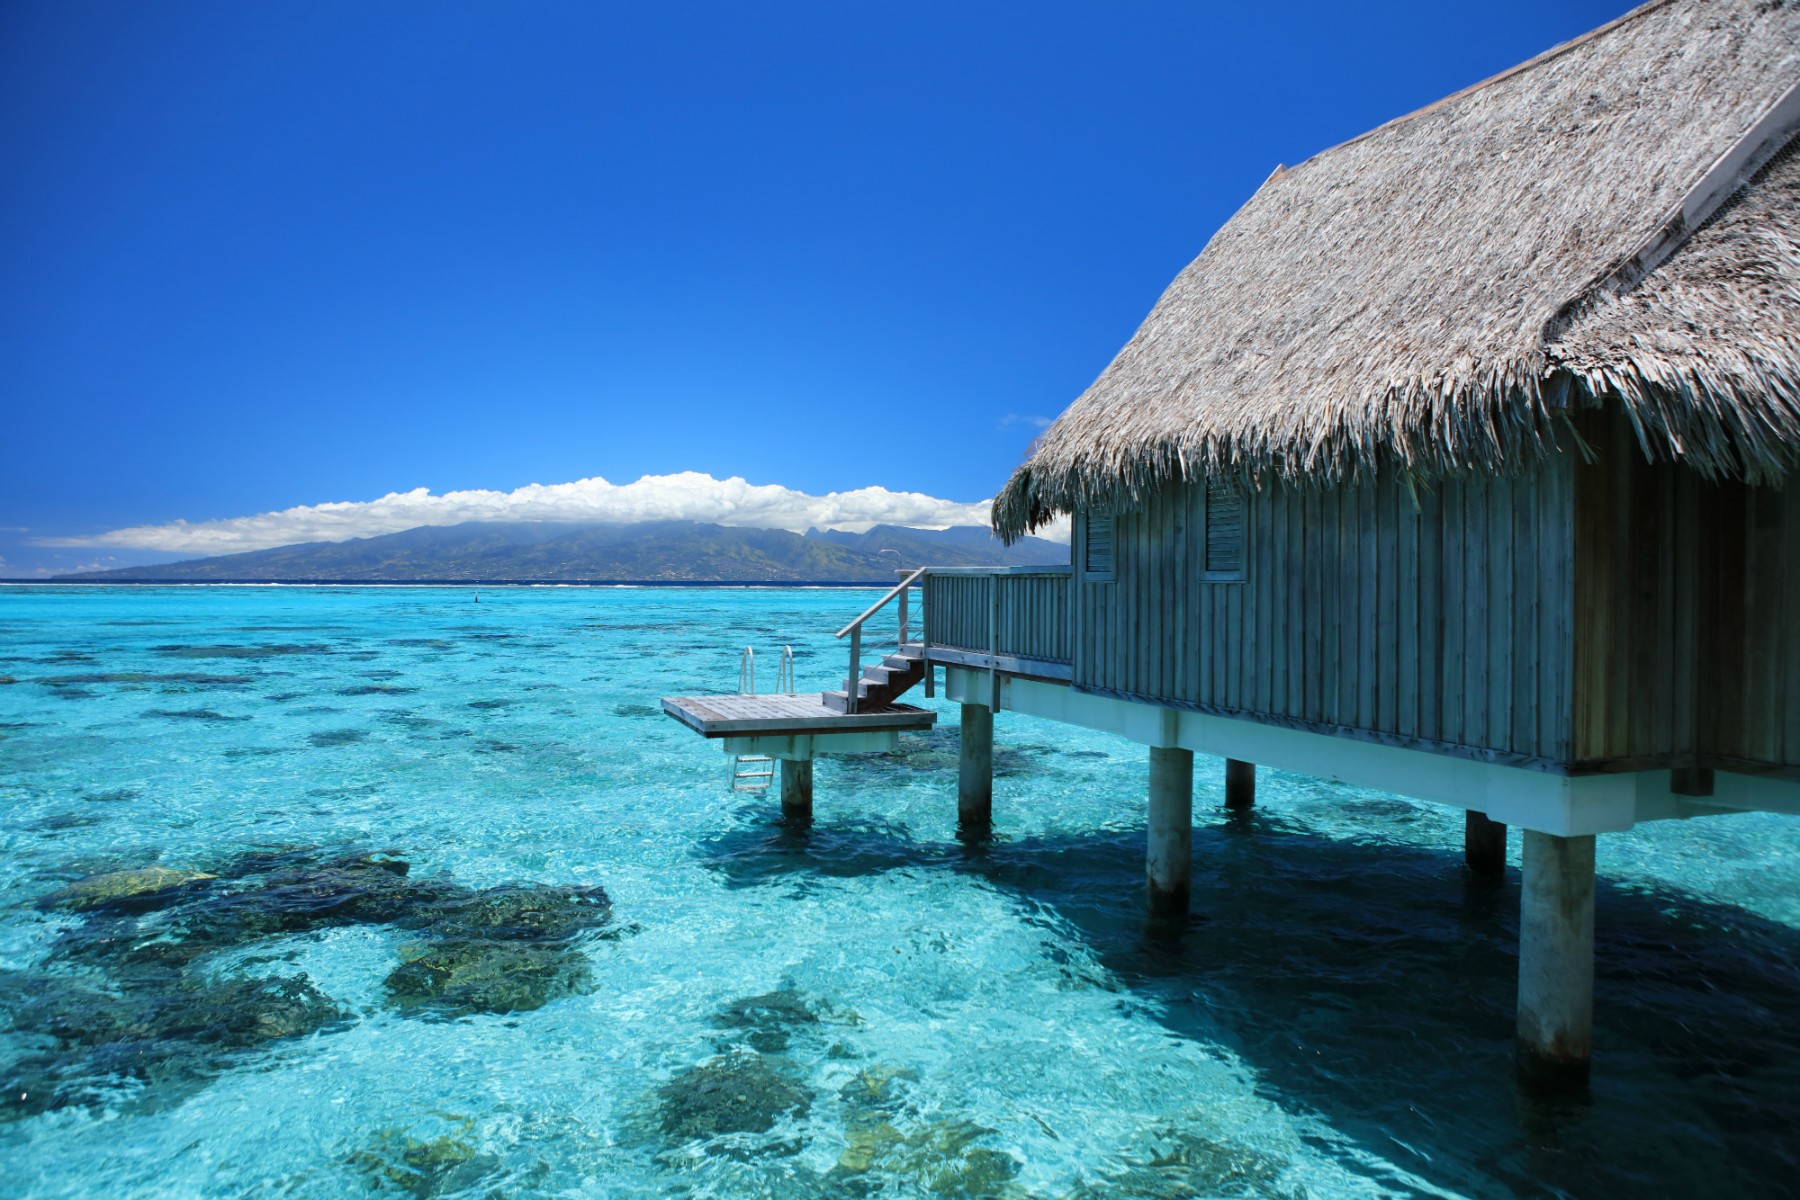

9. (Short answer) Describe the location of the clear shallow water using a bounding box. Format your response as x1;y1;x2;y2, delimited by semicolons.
0;584;1796;1199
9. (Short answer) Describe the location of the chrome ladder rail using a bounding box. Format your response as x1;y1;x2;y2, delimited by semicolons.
728;646;775;791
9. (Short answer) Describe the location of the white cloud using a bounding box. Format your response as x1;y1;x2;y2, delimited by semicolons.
37;472;1059;557
997;414;1053;431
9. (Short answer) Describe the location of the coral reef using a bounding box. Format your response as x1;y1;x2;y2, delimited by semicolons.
3;847;615;1117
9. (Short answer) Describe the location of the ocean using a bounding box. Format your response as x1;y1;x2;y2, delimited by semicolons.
1;584;1796;1198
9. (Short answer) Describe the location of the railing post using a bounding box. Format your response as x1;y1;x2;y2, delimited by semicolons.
831;565;929;713
847;624;861;714
922;571;934;698
898;579;910;647
988;573;1000;710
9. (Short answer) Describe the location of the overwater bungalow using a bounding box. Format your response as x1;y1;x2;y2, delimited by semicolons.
666;0;1800;1089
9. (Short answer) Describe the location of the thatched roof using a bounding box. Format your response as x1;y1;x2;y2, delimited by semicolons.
996;0;1800;539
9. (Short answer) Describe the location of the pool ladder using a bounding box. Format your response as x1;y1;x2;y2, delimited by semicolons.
727;646;793;791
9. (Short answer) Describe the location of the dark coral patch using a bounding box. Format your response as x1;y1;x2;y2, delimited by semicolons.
5;847;615;1116
43;672;255;687
147;708;250;722
384;939;592;1019
153;643;328;659
0;970;344;1118
612;704;660;719
657;1049;812;1140
381;884;612;1017
714;988;824;1053
39;867;218;913
349;1119;502;1197
177;851;425;941
410;884;612;942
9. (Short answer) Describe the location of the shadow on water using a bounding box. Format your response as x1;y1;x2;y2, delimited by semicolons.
696;810;1800;1199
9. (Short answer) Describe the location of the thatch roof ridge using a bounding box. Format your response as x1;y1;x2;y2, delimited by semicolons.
995;0;1800;540
1548;137;1800;478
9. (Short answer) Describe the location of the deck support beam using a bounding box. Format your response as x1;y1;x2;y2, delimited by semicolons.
1465;810;1507;876
1147;746;1194;917
780;758;813;824
1224;759;1256;811
958;703;993;830
1516;831;1595;1090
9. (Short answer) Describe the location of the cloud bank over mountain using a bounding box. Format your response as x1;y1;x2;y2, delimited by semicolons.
39;472;1046;556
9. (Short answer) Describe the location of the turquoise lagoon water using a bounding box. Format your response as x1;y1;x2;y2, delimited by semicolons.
1;584;1797;1199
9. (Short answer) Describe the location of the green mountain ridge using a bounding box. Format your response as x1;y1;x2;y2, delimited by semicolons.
54;521;1068;582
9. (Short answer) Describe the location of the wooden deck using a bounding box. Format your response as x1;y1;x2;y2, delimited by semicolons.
662;693;937;738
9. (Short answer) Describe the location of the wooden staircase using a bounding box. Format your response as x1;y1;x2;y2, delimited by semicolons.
823;644;926;714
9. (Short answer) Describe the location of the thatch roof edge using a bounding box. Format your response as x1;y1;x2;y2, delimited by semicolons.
994;338;1800;540
992;5;1800;542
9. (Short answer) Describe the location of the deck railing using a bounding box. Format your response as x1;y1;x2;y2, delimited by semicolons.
832;565;1074;712
918;565;1073;681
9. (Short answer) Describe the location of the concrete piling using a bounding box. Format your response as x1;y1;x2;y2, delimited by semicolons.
1516;830;1596;1090
1465;810;1507;876
1147;746;1194;917
1224;758;1256;811
780;758;813;824
958;703;993;830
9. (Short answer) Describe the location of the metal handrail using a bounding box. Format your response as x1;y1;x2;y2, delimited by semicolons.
834;565;929;714
916;564;1072;576
834;565;929;638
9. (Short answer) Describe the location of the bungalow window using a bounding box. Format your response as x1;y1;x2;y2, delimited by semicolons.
1203;481;1244;581
1082;510;1115;581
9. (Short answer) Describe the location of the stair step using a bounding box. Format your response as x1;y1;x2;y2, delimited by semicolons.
822;689;851;713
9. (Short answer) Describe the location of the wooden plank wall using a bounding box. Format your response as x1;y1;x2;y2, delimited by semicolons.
1572;410;1800;772
1072;465;1579;766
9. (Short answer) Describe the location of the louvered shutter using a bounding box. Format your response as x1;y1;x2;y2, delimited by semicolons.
1083;511;1114;580
1204;482;1244;580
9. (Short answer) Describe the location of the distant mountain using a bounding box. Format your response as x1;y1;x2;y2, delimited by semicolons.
55;521;1068;583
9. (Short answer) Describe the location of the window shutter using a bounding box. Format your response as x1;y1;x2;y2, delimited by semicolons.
1084;511;1114;579
1204;481;1244;579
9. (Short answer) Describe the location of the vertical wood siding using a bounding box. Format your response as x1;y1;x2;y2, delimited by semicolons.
1073;466;1579;766
1571;411;1800;771
1068;410;1797;774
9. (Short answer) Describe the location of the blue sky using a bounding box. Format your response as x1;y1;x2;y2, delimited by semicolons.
0;0;1634;575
